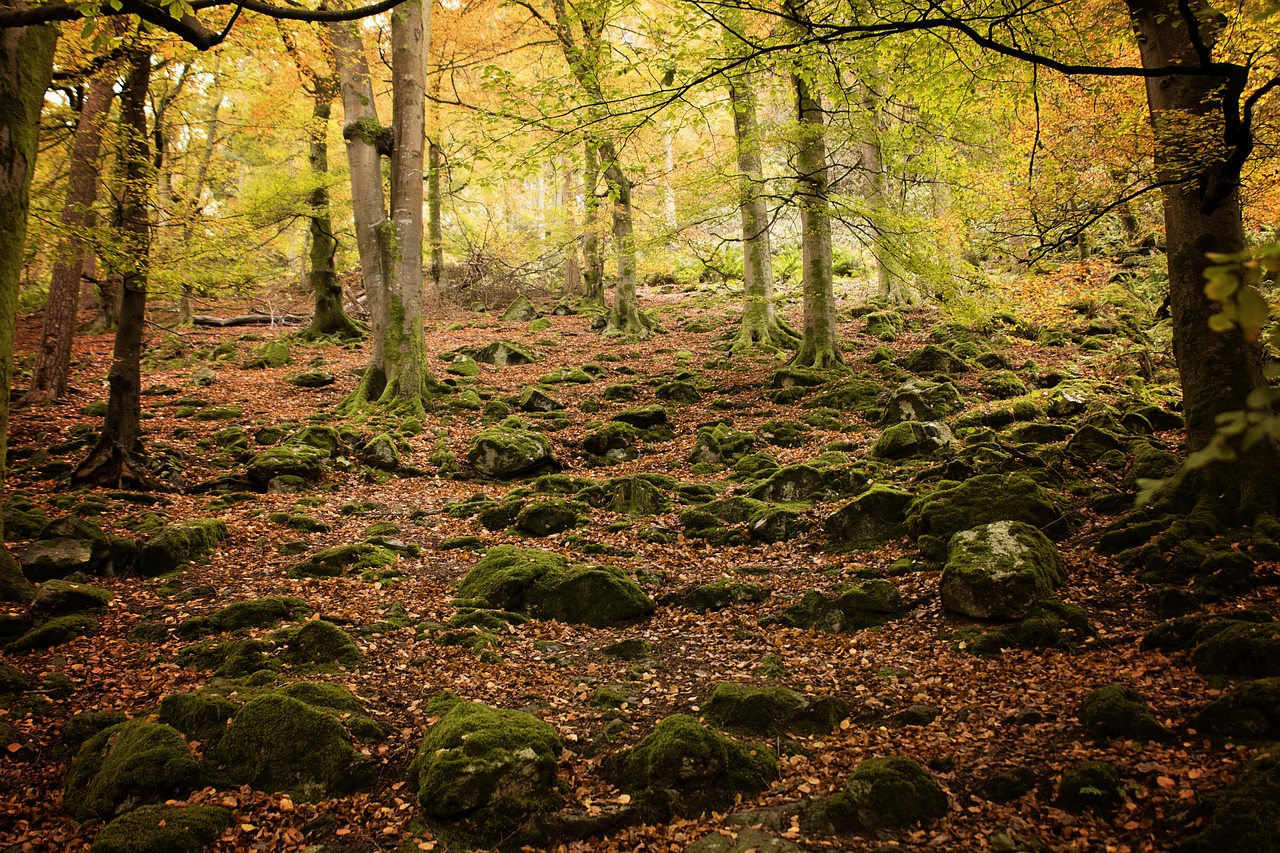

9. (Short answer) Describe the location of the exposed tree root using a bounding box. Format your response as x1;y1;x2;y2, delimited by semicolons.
71;439;169;491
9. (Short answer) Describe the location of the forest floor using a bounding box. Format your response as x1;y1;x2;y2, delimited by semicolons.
1;270;1275;853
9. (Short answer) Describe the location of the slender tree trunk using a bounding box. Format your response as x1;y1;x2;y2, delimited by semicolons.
600;142;649;336
582;140;605;304
561;159;582;297
859;110;919;307
177;80;220;325
428;138;444;291
790;74;843;370
725;30;798;354
1126;0;1278;517
304;90;361;339
73;47;164;490
20;68;113;407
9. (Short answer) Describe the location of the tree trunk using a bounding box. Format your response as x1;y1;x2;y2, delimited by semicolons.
725;33;798;355
0;14;58;556
561;159;582;298
859;110;919;307
581;140;605;305
304;89;362;339
20;67;112;407
790;74;844;370
428;138;444;291
600;142;649;337
177;78;221;326
1126;0;1278;517
73;48;164;491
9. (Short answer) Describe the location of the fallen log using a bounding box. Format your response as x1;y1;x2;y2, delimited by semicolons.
192;313;307;327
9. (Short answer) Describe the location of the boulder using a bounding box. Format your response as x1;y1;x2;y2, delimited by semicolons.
1196;678;1280;740
515;499;588;536
63;721;200;821
89;804;232;853
1183;750;1280;853
158;692;238;744
803;756;946;833
703;683;846;735
472;340;539;366
286;368;335;388
685;828;798;853
879;380;965;425
906;473;1076;558
136;519;228;577
518;387;564;413
21;517;112;582
689;424;756;465
872;421;954;460
469;426;556;479
864;310;903;341
1080;684;1170;741
1057;761;1123;812
500;294;540;322
748;464;846;503
613;404;669;429
901;344;967;375
656;381;701;405
273;620;363;667
245;445;328;487
361;434;401;470
773;582;904;633
577;476;673;515
29;580;112;622
1191;622;1280;679
941;521;1066;619
583;421;639;462
824;486;912;545
684;579;770;613
242;339;291;369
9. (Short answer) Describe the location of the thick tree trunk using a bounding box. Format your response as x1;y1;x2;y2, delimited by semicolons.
20;68;112;407
600;142;649;337
304;91;361;339
790;75;844;370
0;14;58;552
428;138;444;291
581;140;605;305
1127;0;1279;517
73;48;164;490
725;39;798;354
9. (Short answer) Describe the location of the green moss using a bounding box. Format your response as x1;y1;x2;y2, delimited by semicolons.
1057;760;1123;812
703;683;846;735
245;445;328;486
941;521;1066;620
29;579;112;621
1195;678;1280;740
89;804;232;853
1184;749;1280;853
211;694;369;799
242;339;291;369
288;543;396;578
905;474;1076;558
456;545;566;610
514;498;588;536
63;722;200;821
1191;622;1280;678
613;714;776;819
526;565;654;627
683;579;771;613
406;694;562;839
273;620;362;667
772;582;904;633
601;637;653;660
1080;684;1170;741
0;661;25;697
6;613;97;653
467;426;556;479
157;692;238;743
135;519;228;577
803;755;947;833
577;476;673;515
177;638;276;677
275;681;365;714
209;596;311;632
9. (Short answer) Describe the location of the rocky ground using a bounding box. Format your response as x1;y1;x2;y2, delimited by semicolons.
0;272;1277;853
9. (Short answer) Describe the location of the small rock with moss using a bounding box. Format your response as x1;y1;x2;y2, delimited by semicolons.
704;683;846;735
1057;760;1124;812
941;521;1065;619
89;804;232;853
288;543;396;579
684;579;771;613
1183;749;1280;853
906;474;1076;559
1195;678;1280;740
824;486;912;545
468;426;557;479
879;380;965;425
872;421;954;460
136;519;228;577
273;620;362;667
7;613;98;653
1190;622;1280;678
773;582;904;633
1080;684;1170;741
803;755;947;833
63;721;201;821
29;579;112;622
515;498;588;536
245;445;329;488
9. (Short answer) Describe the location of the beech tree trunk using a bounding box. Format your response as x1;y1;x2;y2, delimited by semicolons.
790;75;844;370
21;68;113;407
73;48;164;490
561;159;582;297
581;140;605;304
858;107;919;307
1126;0;1278;517
428;138;444;291
599;141;648;336
304;89;361;339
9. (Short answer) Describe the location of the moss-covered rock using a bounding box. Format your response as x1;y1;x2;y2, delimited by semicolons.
7;613;97;653
872;421;954;460
63;721;200;821
500;294;539;322
29;579;112;622
514;498;588;536
1184;749;1280;853
406;693;562;837
612;714;776;819
242;338;291;369
684;579;771;613
287;543;397;579
577;476;673;515
209;596;311;632
1057;760;1124;812
902;344;967;376
0;550;34;603
803;756;947;833
0;661;26;697
157;692;238;743
965;600;1095;656
685;827;799;853
20;516;112;582
286;368;335;388
824;486;912;545
468;426;556;479
211;694;370;798
703;683;846;735
582;421;640;462
772;582;904;633
135;519;228;578
273;620;363;667
1080;684;1170;742
1195;678;1280;740
245;444;329;487
879;380;965;426
864;310;903;341
89;804;232;853
689;424;756;465
906;474;1076;559
1191;621;1280;678
360;433;401;470
613;404;669;428
177;638;276;677
941;521;1065;619
472;339;539;366
747;464;847;503
457;545;569;610
656;380;701;405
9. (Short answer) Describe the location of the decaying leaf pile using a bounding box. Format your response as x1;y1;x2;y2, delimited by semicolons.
1;279;1277;853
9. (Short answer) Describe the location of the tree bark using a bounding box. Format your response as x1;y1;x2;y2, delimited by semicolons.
599;141;649;337
428;137;444;291
581;139;605;304
1126;0;1278;517
304;88;362;339
858;103;919;307
20;67;112;407
73;47;164;490
790;74;844;370
176;75;220;326
561;158;582;298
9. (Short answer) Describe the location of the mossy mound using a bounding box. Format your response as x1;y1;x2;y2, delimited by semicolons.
157;692;238;743
287;543;397;579
29;579;113;622
1184;749;1280;853
772;582;904;633
468;426;557;479
500;294;539;322
803;755;947;833
577;476;673;515
747;464;848;503
906;474;1076;559
681;497;809;546
582;421;640;463
272;620;363;667
824;486;912;546
89;804;232;853
901;344;968;375
210;596;311;632
1195;678;1280;740
211;694;371;798
879;380;965;425
21;516;112;582
864;310;904;340
703;683;847;735
941;521;1066;620
275;680;366;714
689;424;756;465
406;693;562;838
872;421;954;460
7;613;98;653
964;601;1095;656
176;638;276;677
63;721;200;821
515;498;589;536
612;714;776;819
1190;621;1280;678
1079;684;1170;742
136;519;228;577
471;339;540;366
245;445;328;487
683;579;771;613
242;338;291;369
1057;760;1124;812
685;827;799;853
613;404;669;428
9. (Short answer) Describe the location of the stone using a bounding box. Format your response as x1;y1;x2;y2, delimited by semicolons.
613;404;669;428
749;507;810;543
515;499;588;536
901;344;967;375
864;310;904;341
824;486;912;545
6;614;97;653
684;579;771;613
158;692;238;744
1183;749;1280;853
468;426;556;479
689;424;756;465
29;580;112;622
703;683;846;734
906;473;1076;558
472;340;539;366
879;380;965;426
981;370;1028;398
360;433;401;470
1079;684;1170;741
63;721;200;821
287;543;396;579
583;422;639;462
872;421;954;459
136;519;228;577
941;521;1066;619
803;756;947;833
242;339;291;369
273;620;363;667
748;464;846;503
20;540;102;583
1195;679;1280;740
773;582;904;633
577;477;673;515
500;294;539;322
1191;622;1280;678
685;828;799;853
89;804;232;853
245;445;328;487
286;369;334;388
1057;761;1123;812
518;387;564;412
1066;424;1127;463
656;381;701;405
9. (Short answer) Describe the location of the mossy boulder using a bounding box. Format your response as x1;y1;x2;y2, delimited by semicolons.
824;486;912;545
242;339;291;369
684;579;771;613
689;424;756;465
514;498;589;536
0;550;34;602
656;380;701;405
879;380;965;426
906;474;1076;559
468;426;556;479
1184;749;1280;853
406;693;562;834
7;613;98;652
360;433;401;470
902;344;968;375
1066;424;1127;463
456;545;569;610
577;476;672;515
685;828;799;853
1195;678;1280;740
288;543;397;579
747;464;847;503
135;519;228;577
245;445;329;487
980;370;1028;399
275;680;365;714
1080;684;1170;742
209;596;311;632
273;620;363;667
517;386;564;413
1190;622;1280;678
500;294;539;322
941;521;1066;619
612;714;776;819
20;516;112;581
1057;760;1124;812
872;421;954;460
176;638;275;677
472;340;539;366
29;579;112;622
864;310;904;340
613;404;669;429
63;721;200;821
803;756;947;833
89;804;232;853
772;582;904;633
286;368;335;388
582;421;640;462
704;683;846;735
157;692;238;744
211;694;370;798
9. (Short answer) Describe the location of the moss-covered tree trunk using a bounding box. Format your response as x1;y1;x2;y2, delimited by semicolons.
581;139;605;305
600;144;649;337
858;106;919;308
790;74;844;370
1126;0;1280;518
73;48;165;491
304;87;362;340
21;67;112;407
428;137;444;291
725;22;798;354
